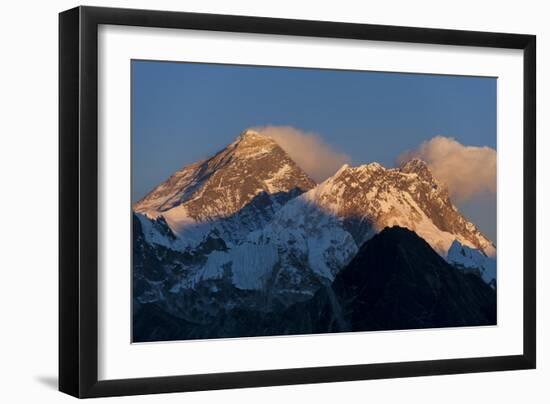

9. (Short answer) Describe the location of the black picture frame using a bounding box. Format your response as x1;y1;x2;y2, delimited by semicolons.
59;5;536;398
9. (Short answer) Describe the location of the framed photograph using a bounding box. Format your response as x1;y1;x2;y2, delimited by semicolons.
59;6;536;398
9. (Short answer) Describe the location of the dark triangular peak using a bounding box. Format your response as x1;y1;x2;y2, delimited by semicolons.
331;226;496;331
280;226;497;335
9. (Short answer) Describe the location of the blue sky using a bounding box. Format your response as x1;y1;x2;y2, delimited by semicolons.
132;60;497;241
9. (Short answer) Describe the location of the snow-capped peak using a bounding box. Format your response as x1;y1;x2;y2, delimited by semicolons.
276;159;495;257
239;128;262;139
334;163;351;175
364;162;384;171
133;129;316;246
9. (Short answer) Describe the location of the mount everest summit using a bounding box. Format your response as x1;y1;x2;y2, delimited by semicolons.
132;129;497;341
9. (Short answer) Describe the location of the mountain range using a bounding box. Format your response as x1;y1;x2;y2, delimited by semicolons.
132;129;497;341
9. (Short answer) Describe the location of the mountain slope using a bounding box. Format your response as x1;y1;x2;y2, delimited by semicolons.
448;240;497;288
132;130;319;316
134;129;315;247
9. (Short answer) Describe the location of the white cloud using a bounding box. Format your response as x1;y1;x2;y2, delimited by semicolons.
397;136;496;202
254;126;350;182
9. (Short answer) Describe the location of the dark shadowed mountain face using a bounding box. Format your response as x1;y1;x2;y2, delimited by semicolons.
280;226;496;335
133;226;496;342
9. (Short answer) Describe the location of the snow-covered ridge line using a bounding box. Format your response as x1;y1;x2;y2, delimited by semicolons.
287;158;495;255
